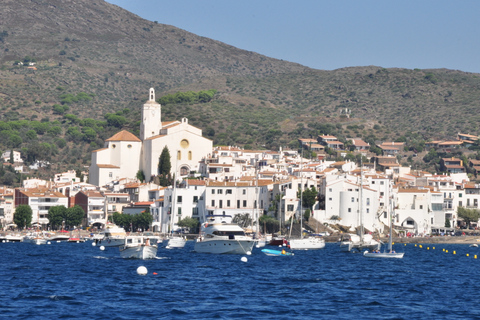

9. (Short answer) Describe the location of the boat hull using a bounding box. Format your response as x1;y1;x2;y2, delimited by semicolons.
95;237;125;247
119;245;158;259
194;239;255;254
164;237;186;249
363;251;405;259
24;237;47;245
289;237;325;250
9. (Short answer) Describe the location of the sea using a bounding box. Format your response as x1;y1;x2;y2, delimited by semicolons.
1;240;479;320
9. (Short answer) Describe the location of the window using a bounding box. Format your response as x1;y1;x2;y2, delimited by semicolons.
211;189;215;194
243;189;246;195
177;196;182;203
419;205;423;210
351;197;354;203
219;200;223;208
384;212;387;219
218;189;223;194
127;144;132;149
226;189;232;194
380;192;384;196
287;204;294;211
329;188;332;192
177;208;181;215
348;208;351;212
243;200;247;207
193;196;198;203
366;198;370;206
227;200;231;207
188;151;192;160
211;200;215;207
366;208;369;213
459;193;463;198
109;172;112;178
380;181;384;185
177;150;181;160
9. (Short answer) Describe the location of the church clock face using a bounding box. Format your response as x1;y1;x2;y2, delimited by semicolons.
180;139;189;148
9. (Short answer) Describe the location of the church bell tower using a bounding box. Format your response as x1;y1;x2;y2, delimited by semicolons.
140;88;162;141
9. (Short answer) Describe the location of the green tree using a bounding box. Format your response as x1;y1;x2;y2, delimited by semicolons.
66;205;85;228
158;146;171;176
445;218;451;228
301;186;318;212
457;207;480;228
136;170;145;182
177;217;199;233
14;204;32;229
259;214;280;234
47;206;67;230
133;209;153;231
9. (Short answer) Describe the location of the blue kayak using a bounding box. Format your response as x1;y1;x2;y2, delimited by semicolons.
261;248;294;256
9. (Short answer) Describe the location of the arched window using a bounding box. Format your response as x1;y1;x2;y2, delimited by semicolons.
188;151;192;160
180;166;189;176
177;150;181;160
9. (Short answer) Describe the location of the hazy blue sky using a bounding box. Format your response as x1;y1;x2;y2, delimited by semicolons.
106;0;480;73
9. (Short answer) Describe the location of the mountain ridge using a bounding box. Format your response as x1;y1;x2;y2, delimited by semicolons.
0;0;479;179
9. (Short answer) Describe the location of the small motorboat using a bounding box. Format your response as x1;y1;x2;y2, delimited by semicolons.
469;244;478;248
261;248;294;256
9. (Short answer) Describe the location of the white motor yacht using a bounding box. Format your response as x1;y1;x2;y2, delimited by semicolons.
23;232;47;245
194;215;255;254
94;223;126;247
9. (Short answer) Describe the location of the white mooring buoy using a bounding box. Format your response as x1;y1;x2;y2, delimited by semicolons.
137;266;148;275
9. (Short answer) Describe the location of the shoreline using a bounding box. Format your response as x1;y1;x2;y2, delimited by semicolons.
324;235;480;245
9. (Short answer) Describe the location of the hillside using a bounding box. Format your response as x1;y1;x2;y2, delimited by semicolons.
0;0;480;180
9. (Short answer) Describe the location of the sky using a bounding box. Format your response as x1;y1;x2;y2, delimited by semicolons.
106;0;480;74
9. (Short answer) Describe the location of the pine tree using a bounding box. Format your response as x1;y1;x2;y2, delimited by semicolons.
158;146;171;176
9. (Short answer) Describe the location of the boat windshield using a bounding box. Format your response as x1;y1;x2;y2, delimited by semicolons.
212;231;245;236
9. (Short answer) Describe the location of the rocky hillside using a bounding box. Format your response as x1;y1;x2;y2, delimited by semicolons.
0;0;479;179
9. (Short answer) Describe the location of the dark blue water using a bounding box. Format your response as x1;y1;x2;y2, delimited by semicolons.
1;241;479;319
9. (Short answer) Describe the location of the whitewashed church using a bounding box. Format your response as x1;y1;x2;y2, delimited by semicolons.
89;88;213;187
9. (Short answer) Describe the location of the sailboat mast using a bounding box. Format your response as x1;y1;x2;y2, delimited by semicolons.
359;161;364;242
300;151;303;238
388;197;393;252
171;151;178;235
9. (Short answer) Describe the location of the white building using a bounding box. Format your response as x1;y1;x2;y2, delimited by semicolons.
2;150;23;163
89;88;213;187
14;189;68;228
395;187;434;236
159;180;207;233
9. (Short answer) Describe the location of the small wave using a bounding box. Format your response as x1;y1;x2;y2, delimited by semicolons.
93;256;110;259
155;256;171;260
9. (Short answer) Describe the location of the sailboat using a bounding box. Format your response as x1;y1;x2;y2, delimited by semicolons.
339;164;380;253
364;197;404;259
164;161;186;249
288;153;325;250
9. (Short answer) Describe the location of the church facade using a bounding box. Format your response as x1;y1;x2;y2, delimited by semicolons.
89;88;213;187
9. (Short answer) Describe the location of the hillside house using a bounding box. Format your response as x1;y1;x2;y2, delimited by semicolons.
440;157;465;174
